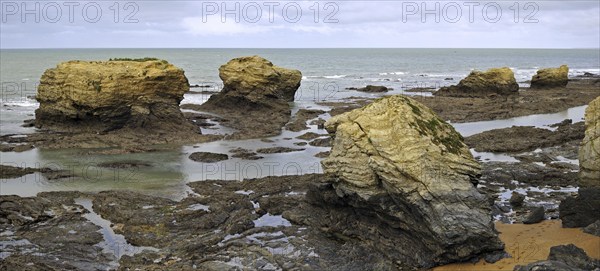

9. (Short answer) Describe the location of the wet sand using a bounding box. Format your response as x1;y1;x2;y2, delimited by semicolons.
433;220;600;271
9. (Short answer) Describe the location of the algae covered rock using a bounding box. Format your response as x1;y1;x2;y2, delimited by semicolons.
530;65;569;89
435;67;519;97
35;59;194;133
319;95;504;268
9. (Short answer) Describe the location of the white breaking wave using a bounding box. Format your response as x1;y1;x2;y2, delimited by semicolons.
378;71;405;75
1;99;39;107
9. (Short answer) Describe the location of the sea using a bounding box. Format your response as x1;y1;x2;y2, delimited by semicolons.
1;48;599;198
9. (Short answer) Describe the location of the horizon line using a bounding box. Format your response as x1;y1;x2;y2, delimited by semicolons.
1;47;599;50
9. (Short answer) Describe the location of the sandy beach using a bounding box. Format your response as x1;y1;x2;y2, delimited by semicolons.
434;220;600;270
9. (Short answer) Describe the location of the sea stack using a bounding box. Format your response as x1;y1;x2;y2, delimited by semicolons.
435;67;519;97
199;56;302;139
530;65;569;89
35;59;194;134
314;95;505;269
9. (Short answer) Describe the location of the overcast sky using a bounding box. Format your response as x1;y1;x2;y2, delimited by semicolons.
1;1;599;48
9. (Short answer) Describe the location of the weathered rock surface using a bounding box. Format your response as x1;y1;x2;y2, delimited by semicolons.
530;65;569;89
256;147;305;154
412;78;600;123
560;97;600;228
435;67;519;97
465;121;585;153
579;96;600;188
560;187;600;228
189;152;229;163
35;59;195;134
0;192;116;270
523;206;545;224
514;244;599;271
319;95;504;268
285;109;326;132
200;56;302;139
583;220;600;236
352;85;390;93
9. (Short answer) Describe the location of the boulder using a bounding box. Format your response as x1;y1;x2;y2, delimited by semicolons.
509;192;526;207
356;85;390;93
189;152;229;163
530;65;569;89
523;206;545;224
560;97;600;228
318;95;504;268
435;67;519;97
35;59;194;133
514;244;599;271
200;56;302;139
583;220;600;236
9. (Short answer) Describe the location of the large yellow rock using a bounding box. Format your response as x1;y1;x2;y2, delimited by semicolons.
579;96;600;188
199;56;302;139
436;67;519;97
321;95;503;266
215;55;301;104
531;65;569;89
35;59;193;133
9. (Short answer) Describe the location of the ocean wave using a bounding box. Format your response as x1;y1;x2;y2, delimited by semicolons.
303;75;348;79
378;71;405;76
1;99;39;107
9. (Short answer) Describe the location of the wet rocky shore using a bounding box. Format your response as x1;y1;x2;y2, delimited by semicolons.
1;58;599;270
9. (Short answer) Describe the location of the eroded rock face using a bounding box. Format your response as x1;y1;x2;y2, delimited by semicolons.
530;65;569;89
435;67;519;97
579;96;600;188
215;55;301;103
200;56;302;139
35;59;194;133
560;97;600;228
320;95;504;268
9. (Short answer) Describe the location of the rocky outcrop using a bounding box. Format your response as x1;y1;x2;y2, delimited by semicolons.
560;97;600;228
530;65;569;89
579;97;600;188
35;59;195;134
465;120;585;153
435;67;519;97
189;152;229;163
200;56;302;139
514;244;599;271
347;85;390;93
317;95;504;269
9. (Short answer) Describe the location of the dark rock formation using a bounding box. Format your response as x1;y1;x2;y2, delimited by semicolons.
510;192;526;207
189;152;229;163
355;85;390;93
560;187;600;228
514;244;599;271
465;121;585;153
523;206;545;224
583;220;600;236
